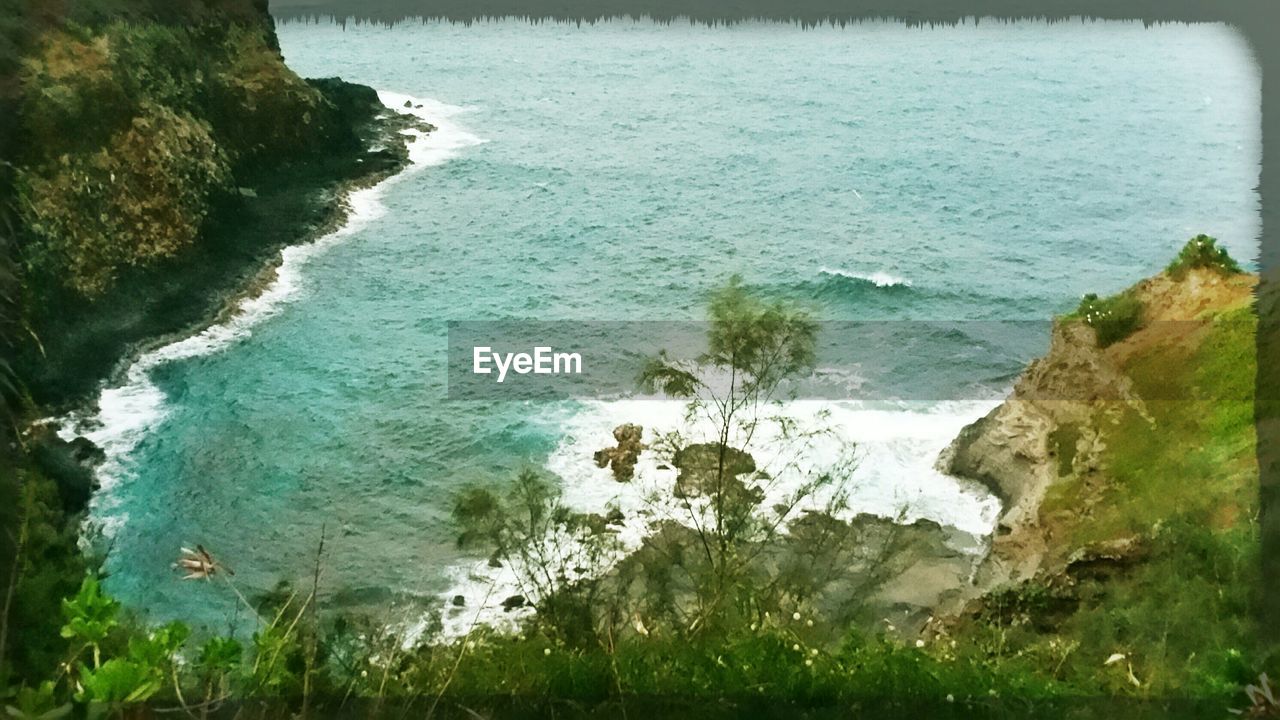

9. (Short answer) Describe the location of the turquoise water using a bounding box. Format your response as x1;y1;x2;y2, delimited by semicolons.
75;20;1259;631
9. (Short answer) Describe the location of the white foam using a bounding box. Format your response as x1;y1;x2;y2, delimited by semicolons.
432;396;1001;639
55;90;485;539
818;266;912;288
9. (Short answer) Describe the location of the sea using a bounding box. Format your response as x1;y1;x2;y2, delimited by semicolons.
57;19;1260;636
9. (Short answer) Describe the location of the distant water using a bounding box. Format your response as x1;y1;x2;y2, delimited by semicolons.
67;20;1259;634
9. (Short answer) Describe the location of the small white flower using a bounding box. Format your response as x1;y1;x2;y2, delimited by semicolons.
806;619;814;627
360;670;368;678
946;694;955;703
792;644;801;652
544;648;552;656
793;612;801;621
749;623;757;631
805;659;813;667
809;648;819;656
916;639;925;648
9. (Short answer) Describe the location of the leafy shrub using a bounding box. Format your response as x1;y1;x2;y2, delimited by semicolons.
17;30;131;154
1075;291;1144;348
19;102;231;295
206;25;334;163
1166;234;1242;280
14;22;335;296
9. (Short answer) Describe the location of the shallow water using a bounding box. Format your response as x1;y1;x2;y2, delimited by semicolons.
68;20;1259;633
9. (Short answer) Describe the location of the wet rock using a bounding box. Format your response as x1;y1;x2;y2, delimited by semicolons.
671;443;756;499
501;594;526;611
1066;536;1148;574
68;436;105;465
594;424;645;482
403;100;412;108
605;508;625;526
28;426;99;513
451;595;466;607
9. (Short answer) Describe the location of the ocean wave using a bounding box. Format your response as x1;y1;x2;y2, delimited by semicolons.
55;90;486;541
429;396;1001;640
818;266;913;288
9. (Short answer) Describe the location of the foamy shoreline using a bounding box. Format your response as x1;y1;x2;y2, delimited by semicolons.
46;91;1000;646
54;91;485;543
430;396;1003;640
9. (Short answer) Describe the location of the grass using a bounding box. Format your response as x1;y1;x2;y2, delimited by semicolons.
987;299;1265;699
1071;290;1145;348
1044;304;1257;543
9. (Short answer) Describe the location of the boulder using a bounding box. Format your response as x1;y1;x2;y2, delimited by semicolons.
28;426;100;513
671;443;756;499
594;424;645;482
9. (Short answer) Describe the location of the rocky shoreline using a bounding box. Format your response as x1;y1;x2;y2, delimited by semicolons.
934;265;1257;613
24;81;430;514
19;80;423;413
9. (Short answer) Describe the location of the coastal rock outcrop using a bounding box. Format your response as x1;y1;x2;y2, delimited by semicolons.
594;424;645;481
671;443;757;499
937;266;1254;588
27;425;101;513
938;321;1137;527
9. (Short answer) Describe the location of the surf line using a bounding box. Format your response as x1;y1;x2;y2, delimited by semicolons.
52;91;485;540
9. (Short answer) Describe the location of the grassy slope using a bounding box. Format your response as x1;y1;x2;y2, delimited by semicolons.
949;269;1265;700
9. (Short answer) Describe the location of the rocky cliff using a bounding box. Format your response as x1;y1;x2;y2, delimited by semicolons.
3;2;417;407
938;263;1256;590
0;0;419;679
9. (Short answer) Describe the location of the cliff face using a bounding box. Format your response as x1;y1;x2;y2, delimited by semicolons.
0;1;421;680
2;1;415;406
939;265;1256;589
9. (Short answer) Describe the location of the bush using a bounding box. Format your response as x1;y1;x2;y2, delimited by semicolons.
14;22;336;296
205;25;334;164
1075;291;1144;348
18;102;231;295
1166;234;1242;280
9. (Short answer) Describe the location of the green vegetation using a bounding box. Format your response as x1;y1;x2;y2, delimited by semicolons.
1166;233;1243;280
0;462;87;687
1047;423;1080;478
1071;234;1247;349
0;574;1065;718
19;99;232;295
0;0;403;711
1;273;1272;717
0;0;1269;712
1013;290;1267;698
1073;289;1144;347
453;278;875;643
15;21;340;296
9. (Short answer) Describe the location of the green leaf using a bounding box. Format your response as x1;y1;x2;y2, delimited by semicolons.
59;577;119;646
76;659;162;704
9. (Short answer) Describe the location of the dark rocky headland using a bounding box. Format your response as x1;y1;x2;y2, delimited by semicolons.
0;0;423;679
